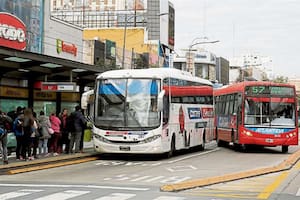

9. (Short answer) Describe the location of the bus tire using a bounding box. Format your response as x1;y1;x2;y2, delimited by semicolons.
282;145;288;153
167;135;176;158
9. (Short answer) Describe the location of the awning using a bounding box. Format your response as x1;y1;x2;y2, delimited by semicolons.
0;46;104;86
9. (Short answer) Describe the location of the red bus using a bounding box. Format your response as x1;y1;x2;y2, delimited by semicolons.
214;81;298;153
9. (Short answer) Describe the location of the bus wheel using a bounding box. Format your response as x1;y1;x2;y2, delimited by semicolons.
168;135;176;158
240;144;247;152
282;145;288;153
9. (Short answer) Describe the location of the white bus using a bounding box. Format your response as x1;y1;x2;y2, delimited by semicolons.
83;68;214;157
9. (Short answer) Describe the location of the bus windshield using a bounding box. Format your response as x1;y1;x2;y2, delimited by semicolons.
244;97;295;127
95;78;161;130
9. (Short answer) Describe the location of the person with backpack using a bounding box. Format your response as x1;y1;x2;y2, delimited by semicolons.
0;110;13;165
68;105;86;153
13;109;25;160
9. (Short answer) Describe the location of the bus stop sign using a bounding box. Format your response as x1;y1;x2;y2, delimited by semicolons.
41;82;76;92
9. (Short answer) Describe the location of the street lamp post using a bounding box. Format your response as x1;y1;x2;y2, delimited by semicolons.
121;14;144;69
185;38;219;75
121;12;169;69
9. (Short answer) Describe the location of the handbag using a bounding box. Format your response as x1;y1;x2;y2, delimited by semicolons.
48;127;54;134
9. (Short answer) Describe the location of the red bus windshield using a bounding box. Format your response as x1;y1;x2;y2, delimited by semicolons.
244;96;296;127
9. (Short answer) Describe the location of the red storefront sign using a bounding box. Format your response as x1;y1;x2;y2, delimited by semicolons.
0;12;27;50
57;39;77;56
41;82;76;92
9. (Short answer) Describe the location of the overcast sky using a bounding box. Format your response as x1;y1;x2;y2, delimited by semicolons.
169;0;300;78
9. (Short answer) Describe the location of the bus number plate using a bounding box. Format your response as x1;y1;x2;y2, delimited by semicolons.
265;138;273;143
119;146;130;151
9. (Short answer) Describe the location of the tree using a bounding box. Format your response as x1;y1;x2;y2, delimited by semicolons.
273;76;288;83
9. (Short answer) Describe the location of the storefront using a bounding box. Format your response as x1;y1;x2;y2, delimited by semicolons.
0;2;102;115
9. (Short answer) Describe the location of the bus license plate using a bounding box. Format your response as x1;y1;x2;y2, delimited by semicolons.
265;138;273;143
119;146;130;151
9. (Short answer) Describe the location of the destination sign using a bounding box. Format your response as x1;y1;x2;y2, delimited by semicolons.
245;86;294;96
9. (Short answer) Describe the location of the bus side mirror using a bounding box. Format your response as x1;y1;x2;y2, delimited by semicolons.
157;90;165;111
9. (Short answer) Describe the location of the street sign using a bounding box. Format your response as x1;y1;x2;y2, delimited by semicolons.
41;82;76;92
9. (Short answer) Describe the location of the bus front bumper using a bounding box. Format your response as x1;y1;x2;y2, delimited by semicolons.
239;134;298;146
93;135;165;154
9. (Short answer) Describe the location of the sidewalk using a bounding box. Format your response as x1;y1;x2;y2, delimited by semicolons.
0;141;99;175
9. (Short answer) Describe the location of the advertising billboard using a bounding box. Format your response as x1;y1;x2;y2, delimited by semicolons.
0;0;43;53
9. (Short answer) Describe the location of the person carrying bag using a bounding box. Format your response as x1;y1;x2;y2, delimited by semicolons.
0;110;12;165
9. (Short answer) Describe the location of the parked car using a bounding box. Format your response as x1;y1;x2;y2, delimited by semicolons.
6;132;16;156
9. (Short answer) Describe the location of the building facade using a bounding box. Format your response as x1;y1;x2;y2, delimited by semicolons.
50;0;174;68
173;49;222;82
0;0;99;115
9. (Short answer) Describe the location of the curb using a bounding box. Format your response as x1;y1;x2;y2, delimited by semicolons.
7;157;98;174
160;148;300;192
0;149;99;175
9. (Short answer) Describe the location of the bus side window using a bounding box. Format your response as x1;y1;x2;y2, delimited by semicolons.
163;96;170;124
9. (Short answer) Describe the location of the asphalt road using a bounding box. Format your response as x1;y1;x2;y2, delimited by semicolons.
0;143;299;200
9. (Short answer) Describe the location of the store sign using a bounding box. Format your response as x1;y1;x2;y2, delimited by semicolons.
41;82;76;92
0;86;28;98
0;12;27;50
56;39;77;56
34;91;56;100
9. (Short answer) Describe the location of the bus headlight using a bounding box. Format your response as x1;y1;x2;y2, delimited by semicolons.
243;131;253;136
94;134;110;143
139;135;161;144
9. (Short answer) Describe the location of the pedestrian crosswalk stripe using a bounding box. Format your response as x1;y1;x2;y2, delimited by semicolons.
33;190;90;200
153;196;186;200
0;183;149;191
296;188;300;196
0;189;43;200
94;193;136;200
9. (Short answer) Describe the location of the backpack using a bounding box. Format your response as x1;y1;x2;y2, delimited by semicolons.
0;127;5;137
66;113;75;132
0;115;8;136
13;117;24;136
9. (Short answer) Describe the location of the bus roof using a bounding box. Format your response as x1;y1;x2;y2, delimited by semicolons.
214;81;295;96
97;68;213;86
164;86;213;96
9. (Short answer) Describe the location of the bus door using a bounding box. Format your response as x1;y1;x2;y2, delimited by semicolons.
235;93;242;143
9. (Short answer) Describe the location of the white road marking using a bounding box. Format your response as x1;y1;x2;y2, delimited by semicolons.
167;148;219;164
153;196;185;200
94;193;136;200
0;183;149;191
296;188;300;196
130;176;152;182
102;174;191;184
166;165;197;172
144;176;165;182
0;189;43;200
33;190;89;200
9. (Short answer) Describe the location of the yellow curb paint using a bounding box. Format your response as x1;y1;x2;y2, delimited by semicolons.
257;171;289;199
7;157;98;174
296;161;300;170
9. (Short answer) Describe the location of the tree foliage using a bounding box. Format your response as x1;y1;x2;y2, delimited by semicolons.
273;76;288;83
